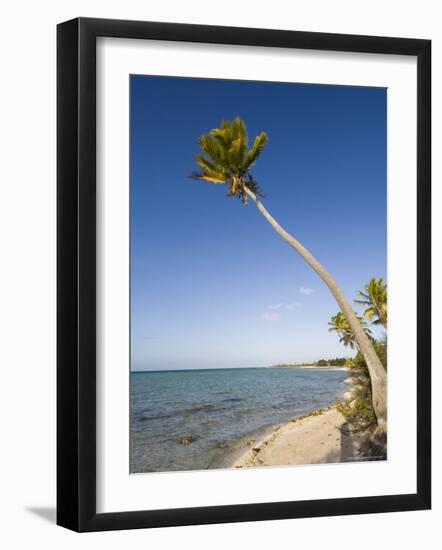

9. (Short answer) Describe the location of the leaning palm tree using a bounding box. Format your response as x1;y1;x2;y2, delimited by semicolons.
355;277;388;328
328;311;372;350
191;117;387;432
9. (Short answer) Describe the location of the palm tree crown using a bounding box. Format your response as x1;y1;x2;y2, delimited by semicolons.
355;277;387;328
192;117;268;203
328;311;372;350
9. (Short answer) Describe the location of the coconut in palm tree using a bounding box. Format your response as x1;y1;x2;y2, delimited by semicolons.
191;117;387;434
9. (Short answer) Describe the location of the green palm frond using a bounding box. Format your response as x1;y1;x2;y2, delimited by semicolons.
199;135;227;166
194;155;219;175
328;311;373;350
363;307;377;321
192;117;269;203
190;171;226;184
210;128;230;149
355;277;387;328
355;297;372;306
232;116;248;143
230;137;247;167
192;154;227;183
245;132;268;169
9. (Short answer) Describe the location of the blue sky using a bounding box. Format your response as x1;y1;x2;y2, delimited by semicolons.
130;76;386;371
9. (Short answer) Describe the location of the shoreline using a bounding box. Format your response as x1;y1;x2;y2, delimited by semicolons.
231;378;361;469
272;365;350;371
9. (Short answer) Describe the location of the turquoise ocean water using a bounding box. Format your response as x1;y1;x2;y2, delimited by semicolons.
130;367;348;473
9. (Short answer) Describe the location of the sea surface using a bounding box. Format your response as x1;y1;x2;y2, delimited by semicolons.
130;367;349;473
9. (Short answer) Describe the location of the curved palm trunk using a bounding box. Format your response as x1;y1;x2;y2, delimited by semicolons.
244;186;387;430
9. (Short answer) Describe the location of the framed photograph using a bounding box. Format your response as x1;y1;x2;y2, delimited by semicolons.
57;17;431;532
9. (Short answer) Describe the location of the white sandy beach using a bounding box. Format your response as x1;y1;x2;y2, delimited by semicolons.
232;406;364;468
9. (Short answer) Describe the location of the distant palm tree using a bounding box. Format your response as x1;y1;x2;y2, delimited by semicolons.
328;311;372;350
355;277;388;328
191;117;387;431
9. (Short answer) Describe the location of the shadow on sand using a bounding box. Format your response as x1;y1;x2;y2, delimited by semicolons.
321;422;365;464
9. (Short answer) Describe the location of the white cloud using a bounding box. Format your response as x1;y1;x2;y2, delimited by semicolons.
299;287;314;296
260;312;281;322
268;301;301;311
268;303;283;310
262;301;301;321
284;302;301;310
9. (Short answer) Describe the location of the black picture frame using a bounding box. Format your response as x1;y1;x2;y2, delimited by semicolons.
57;17;431;532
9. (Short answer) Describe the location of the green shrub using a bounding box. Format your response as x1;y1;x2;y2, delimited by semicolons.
354;337;387;372
337;338;387;439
